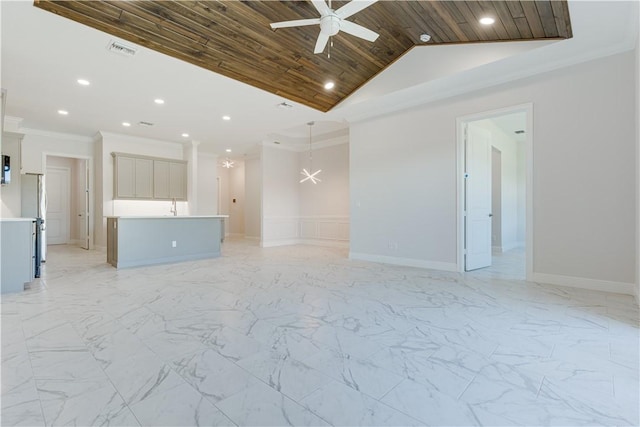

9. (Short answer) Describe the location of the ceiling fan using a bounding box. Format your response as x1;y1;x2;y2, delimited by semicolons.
270;0;379;54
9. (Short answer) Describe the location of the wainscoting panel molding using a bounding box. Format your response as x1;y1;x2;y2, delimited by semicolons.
262;216;349;248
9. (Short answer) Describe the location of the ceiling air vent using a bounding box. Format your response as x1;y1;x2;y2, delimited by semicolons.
138;121;154;126
107;40;137;57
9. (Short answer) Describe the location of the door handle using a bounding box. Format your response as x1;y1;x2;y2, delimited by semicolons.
488;213;493;217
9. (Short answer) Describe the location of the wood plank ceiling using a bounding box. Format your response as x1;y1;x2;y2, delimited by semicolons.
34;1;572;112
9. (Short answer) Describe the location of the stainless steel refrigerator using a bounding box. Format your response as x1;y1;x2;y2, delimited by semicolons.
21;173;46;264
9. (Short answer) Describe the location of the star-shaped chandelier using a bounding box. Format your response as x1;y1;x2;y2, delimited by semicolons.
222;158;234;168
300;121;321;184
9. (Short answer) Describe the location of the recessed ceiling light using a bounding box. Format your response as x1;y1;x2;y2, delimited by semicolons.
58;110;69;115
324;81;335;90
479;17;495;25
122;122;131;127
182;133;189;138
225;149;232;153
419;34;431;42
154;98;165;105
222;115;231;121
77;79;90;86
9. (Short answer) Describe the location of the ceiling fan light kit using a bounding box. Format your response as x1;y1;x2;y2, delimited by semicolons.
270;0;380;55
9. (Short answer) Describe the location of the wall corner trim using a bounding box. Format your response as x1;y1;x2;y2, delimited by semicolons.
531;272;636;297
349;252;458;272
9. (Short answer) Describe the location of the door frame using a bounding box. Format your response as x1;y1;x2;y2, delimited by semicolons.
43;152;94;250
456;103;533;279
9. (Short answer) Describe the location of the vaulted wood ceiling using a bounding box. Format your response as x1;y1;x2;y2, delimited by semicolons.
34;1;572;112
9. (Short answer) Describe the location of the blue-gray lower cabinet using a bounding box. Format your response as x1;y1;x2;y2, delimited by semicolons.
1;218;35;293
106;216;227;269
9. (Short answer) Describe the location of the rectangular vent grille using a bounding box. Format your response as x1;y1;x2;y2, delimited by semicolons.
138;121;154;126
107;40;137;57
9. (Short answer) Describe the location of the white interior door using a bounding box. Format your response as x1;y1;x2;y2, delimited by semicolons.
46;167;70;245
80;160;90;249
465;124;492;271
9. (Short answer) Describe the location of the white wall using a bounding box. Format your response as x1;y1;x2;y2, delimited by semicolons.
297;142;350;245
491;147;502;250
260;142;350;247
0;132;23;217
20;131;93;174
244;154;261;240
636;22;640;304
196;153;218;215
516;140;526;244
351;50;637;292
474;119;525;251
298;143;349;216
262;146;300;245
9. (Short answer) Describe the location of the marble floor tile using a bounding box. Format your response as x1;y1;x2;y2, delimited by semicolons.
129;382;234;427
171;348;259;403
300;379;422;426
103;350;186;406
29;348;107;381
0;240;637;427
216;380;330;426
0;398;45;427
237;350;332;401
37;379;139;426
303;347;404;399
380;378;479;425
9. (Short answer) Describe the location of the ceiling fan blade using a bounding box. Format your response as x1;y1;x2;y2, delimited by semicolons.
270;18;320;29
339;20;379;42
310;0;331;16
314;32;330;54
335;0;378;19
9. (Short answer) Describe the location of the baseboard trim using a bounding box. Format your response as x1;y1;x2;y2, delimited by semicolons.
261;238;348;248
349;252;458;272
298;239;349;249
261;239;299;248
531;272;636;296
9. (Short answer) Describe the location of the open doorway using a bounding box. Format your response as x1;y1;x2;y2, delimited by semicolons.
457;104;532;280
45;155;92;250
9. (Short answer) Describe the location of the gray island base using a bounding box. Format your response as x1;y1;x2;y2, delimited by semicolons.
106;216;227;269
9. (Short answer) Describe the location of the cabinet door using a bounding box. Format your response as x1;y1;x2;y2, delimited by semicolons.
115;156;135;198
169;162;187;200
153;160;170;199
135;158;153;198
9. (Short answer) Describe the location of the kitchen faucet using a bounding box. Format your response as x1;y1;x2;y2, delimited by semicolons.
170;198;177;216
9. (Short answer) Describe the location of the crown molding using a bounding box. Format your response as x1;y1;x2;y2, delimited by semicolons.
21;127;93;143
98;131;186;150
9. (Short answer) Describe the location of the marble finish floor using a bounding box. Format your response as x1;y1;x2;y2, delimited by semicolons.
1;239;638;426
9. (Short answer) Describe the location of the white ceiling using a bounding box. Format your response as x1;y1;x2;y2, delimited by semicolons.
1;1;637;155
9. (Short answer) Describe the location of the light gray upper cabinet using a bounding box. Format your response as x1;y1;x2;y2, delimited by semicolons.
114;155;152;199
113;153;187;200
153;159;187;200
153;160;170;199
168;161;187;200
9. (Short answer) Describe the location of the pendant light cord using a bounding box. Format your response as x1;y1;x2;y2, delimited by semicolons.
308;121;314;169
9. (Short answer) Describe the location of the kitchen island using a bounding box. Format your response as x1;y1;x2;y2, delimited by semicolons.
106;215;227;269
1;218;36;293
